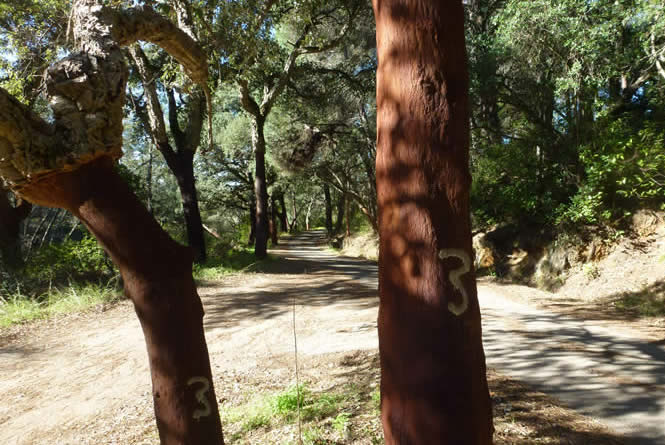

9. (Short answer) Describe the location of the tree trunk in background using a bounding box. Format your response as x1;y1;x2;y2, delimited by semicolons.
277;193;288;233
305;196;314;231
323;184;333;235
372;0;493;443
251;118;269;259
0;188;31;269
290;189;299;233
19;157;224;445
345;195;351;237
248;173;256;246
334;192;345;234
269;194;278;246
146;144;154;214
165;150;206;264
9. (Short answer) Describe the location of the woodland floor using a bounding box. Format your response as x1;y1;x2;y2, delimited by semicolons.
1;231;661;444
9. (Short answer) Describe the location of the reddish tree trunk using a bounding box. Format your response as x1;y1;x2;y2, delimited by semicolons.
20;157;224;445
372;1;493;443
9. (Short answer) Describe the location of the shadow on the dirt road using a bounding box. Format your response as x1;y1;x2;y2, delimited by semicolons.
482;306;665;444
201;231;379;330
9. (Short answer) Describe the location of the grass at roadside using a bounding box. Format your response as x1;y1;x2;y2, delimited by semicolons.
0;283;119;328
193;247;276;281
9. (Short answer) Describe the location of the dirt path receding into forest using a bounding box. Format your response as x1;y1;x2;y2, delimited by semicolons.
0;232;379;445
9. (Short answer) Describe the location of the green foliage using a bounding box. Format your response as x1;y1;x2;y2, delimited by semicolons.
556;117;665;226
471;142;570;227
24;236;114;285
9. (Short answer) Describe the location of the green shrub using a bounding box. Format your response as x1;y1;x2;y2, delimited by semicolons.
558;117;665;226
24;236;114;285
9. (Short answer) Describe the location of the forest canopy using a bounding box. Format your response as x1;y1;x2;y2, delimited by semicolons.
1;0;664;302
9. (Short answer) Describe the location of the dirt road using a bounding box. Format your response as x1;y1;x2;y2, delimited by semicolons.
0;232;379;444
1;231;662;444
480;285;665;444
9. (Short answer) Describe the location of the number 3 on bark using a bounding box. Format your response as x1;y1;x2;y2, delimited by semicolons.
187;376;212;420
438;249;471;316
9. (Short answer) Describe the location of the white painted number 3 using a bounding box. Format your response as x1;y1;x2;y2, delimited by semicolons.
438;249;471;316
187;376;212;420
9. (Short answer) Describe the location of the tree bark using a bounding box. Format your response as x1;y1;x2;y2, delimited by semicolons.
323;183;333;235
277;192;288;233
248;173;257;246
334;191;345;235
344;194;351;237
0;188;31;269
172;155;207;264
251;118;269;258
372;1;493;444
269;194;279;246
19;157;224;445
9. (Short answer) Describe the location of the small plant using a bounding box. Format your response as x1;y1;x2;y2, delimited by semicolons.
273;384;308;418
371;387;381;412
582;263;600;280
332;411;351;437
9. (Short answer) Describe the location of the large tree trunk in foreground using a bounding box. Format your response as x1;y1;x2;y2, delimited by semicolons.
20;157;224;444
0;188;31;269
372;1;493;443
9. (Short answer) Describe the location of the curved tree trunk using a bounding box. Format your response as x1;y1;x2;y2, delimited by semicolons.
251;118;269;259
20;157;224;445
372;1;493;443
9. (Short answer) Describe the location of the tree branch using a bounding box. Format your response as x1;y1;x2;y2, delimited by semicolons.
128;45;170;151
237;78;261;118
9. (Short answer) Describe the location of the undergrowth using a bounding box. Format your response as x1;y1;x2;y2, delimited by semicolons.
0;282;119;328
221;382;382;444
193;246;274;281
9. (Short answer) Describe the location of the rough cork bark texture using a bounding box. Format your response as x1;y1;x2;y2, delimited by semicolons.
0;0;207;191
372;0;494;443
